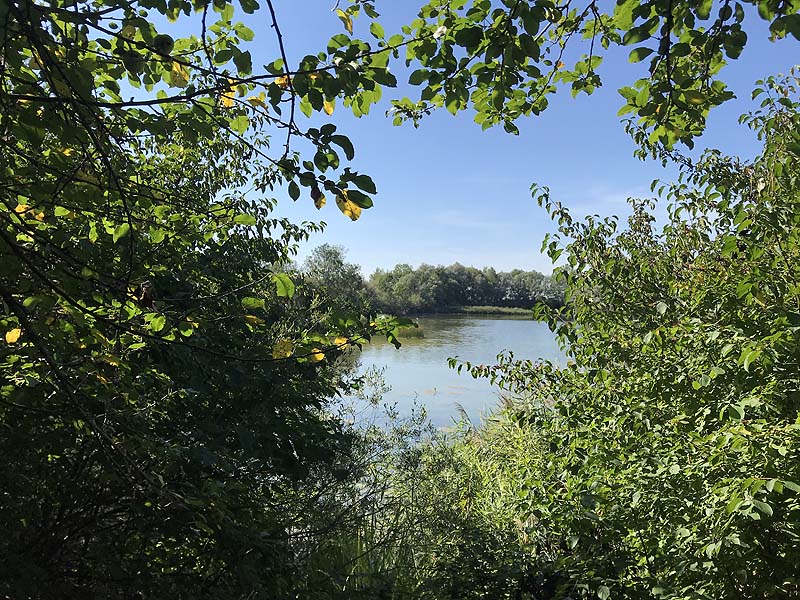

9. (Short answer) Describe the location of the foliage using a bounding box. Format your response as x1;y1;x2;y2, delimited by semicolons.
445;72;800;599
0;123;383;595
393;415;550;600
369;262;563;315
395;0;799;147
293;402;434;600
0;0;407;595
303;243;374;314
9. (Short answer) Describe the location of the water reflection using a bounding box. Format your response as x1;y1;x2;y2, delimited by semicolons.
356;315;563;426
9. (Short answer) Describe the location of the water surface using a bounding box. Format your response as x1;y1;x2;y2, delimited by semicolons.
356;315;563;426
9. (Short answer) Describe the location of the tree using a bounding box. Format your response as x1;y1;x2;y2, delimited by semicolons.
303;243;372;312
368;262;561;313
452;71;800;598
0;0;410;595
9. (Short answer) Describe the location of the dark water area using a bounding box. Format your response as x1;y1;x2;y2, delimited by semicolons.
355;314;564;427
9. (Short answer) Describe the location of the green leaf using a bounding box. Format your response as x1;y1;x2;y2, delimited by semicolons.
369;22;385;39
150;314;166;333
331;135;355;160
783;481;800;494
697;0;713;20
628;47;654;63
622;25;651;45
454;26;482;47
288;181;301;201
300;97;313;118
409;69;428;85
236;24;255;41
682;90;706;105
725;494;742;514
741;348;761;371
273;273;295;298
178;320;194;337
230;114;249;134
113;223;130;243
343;188;373;208
241;297;265;309
752;499;773;517
233;213;257;226
352;174;377;194
233;50;252;75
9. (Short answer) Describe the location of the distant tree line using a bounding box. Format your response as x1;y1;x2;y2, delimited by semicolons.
302;245;565;316
369;263;564;314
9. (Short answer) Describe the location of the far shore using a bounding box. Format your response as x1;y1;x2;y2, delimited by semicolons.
406;306;536;318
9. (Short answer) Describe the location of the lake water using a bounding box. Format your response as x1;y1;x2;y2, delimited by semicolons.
355;315;563;427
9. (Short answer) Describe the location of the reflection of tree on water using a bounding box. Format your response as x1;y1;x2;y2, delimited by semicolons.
357;316;563;426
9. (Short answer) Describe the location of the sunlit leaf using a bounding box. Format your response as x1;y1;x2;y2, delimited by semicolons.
335;8;353;34
273;273;295;298
113;223;130;243
335;190;362;221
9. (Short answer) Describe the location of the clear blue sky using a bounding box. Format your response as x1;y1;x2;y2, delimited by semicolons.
238;1;797;275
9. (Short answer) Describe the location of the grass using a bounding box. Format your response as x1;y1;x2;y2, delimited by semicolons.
442;305;535;316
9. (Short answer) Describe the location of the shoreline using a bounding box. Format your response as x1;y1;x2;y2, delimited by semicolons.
405;306;537;318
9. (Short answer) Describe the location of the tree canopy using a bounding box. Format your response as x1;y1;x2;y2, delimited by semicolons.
369;262;564;314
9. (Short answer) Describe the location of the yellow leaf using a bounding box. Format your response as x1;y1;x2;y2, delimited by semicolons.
334;336;349;346
335;190;362;221
221;90;235;107
35;211;45;221
335;8;353;34
61;148;75;156
221;78;236;107
323;99;334;115
309;347;325;362
14;204;29;214
272;338;294;359
313;191;326;210
244;314;264;325
556;61;565;69
247;93;267;108
171;61;189;88
5;328;22;344
275;75;290;89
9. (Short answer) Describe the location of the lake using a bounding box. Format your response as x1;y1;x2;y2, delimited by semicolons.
354;314;563;427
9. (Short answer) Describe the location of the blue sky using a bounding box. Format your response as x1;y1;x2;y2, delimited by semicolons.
239;1;797;275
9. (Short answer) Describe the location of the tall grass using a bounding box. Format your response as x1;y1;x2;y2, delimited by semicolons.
300;406;551;599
